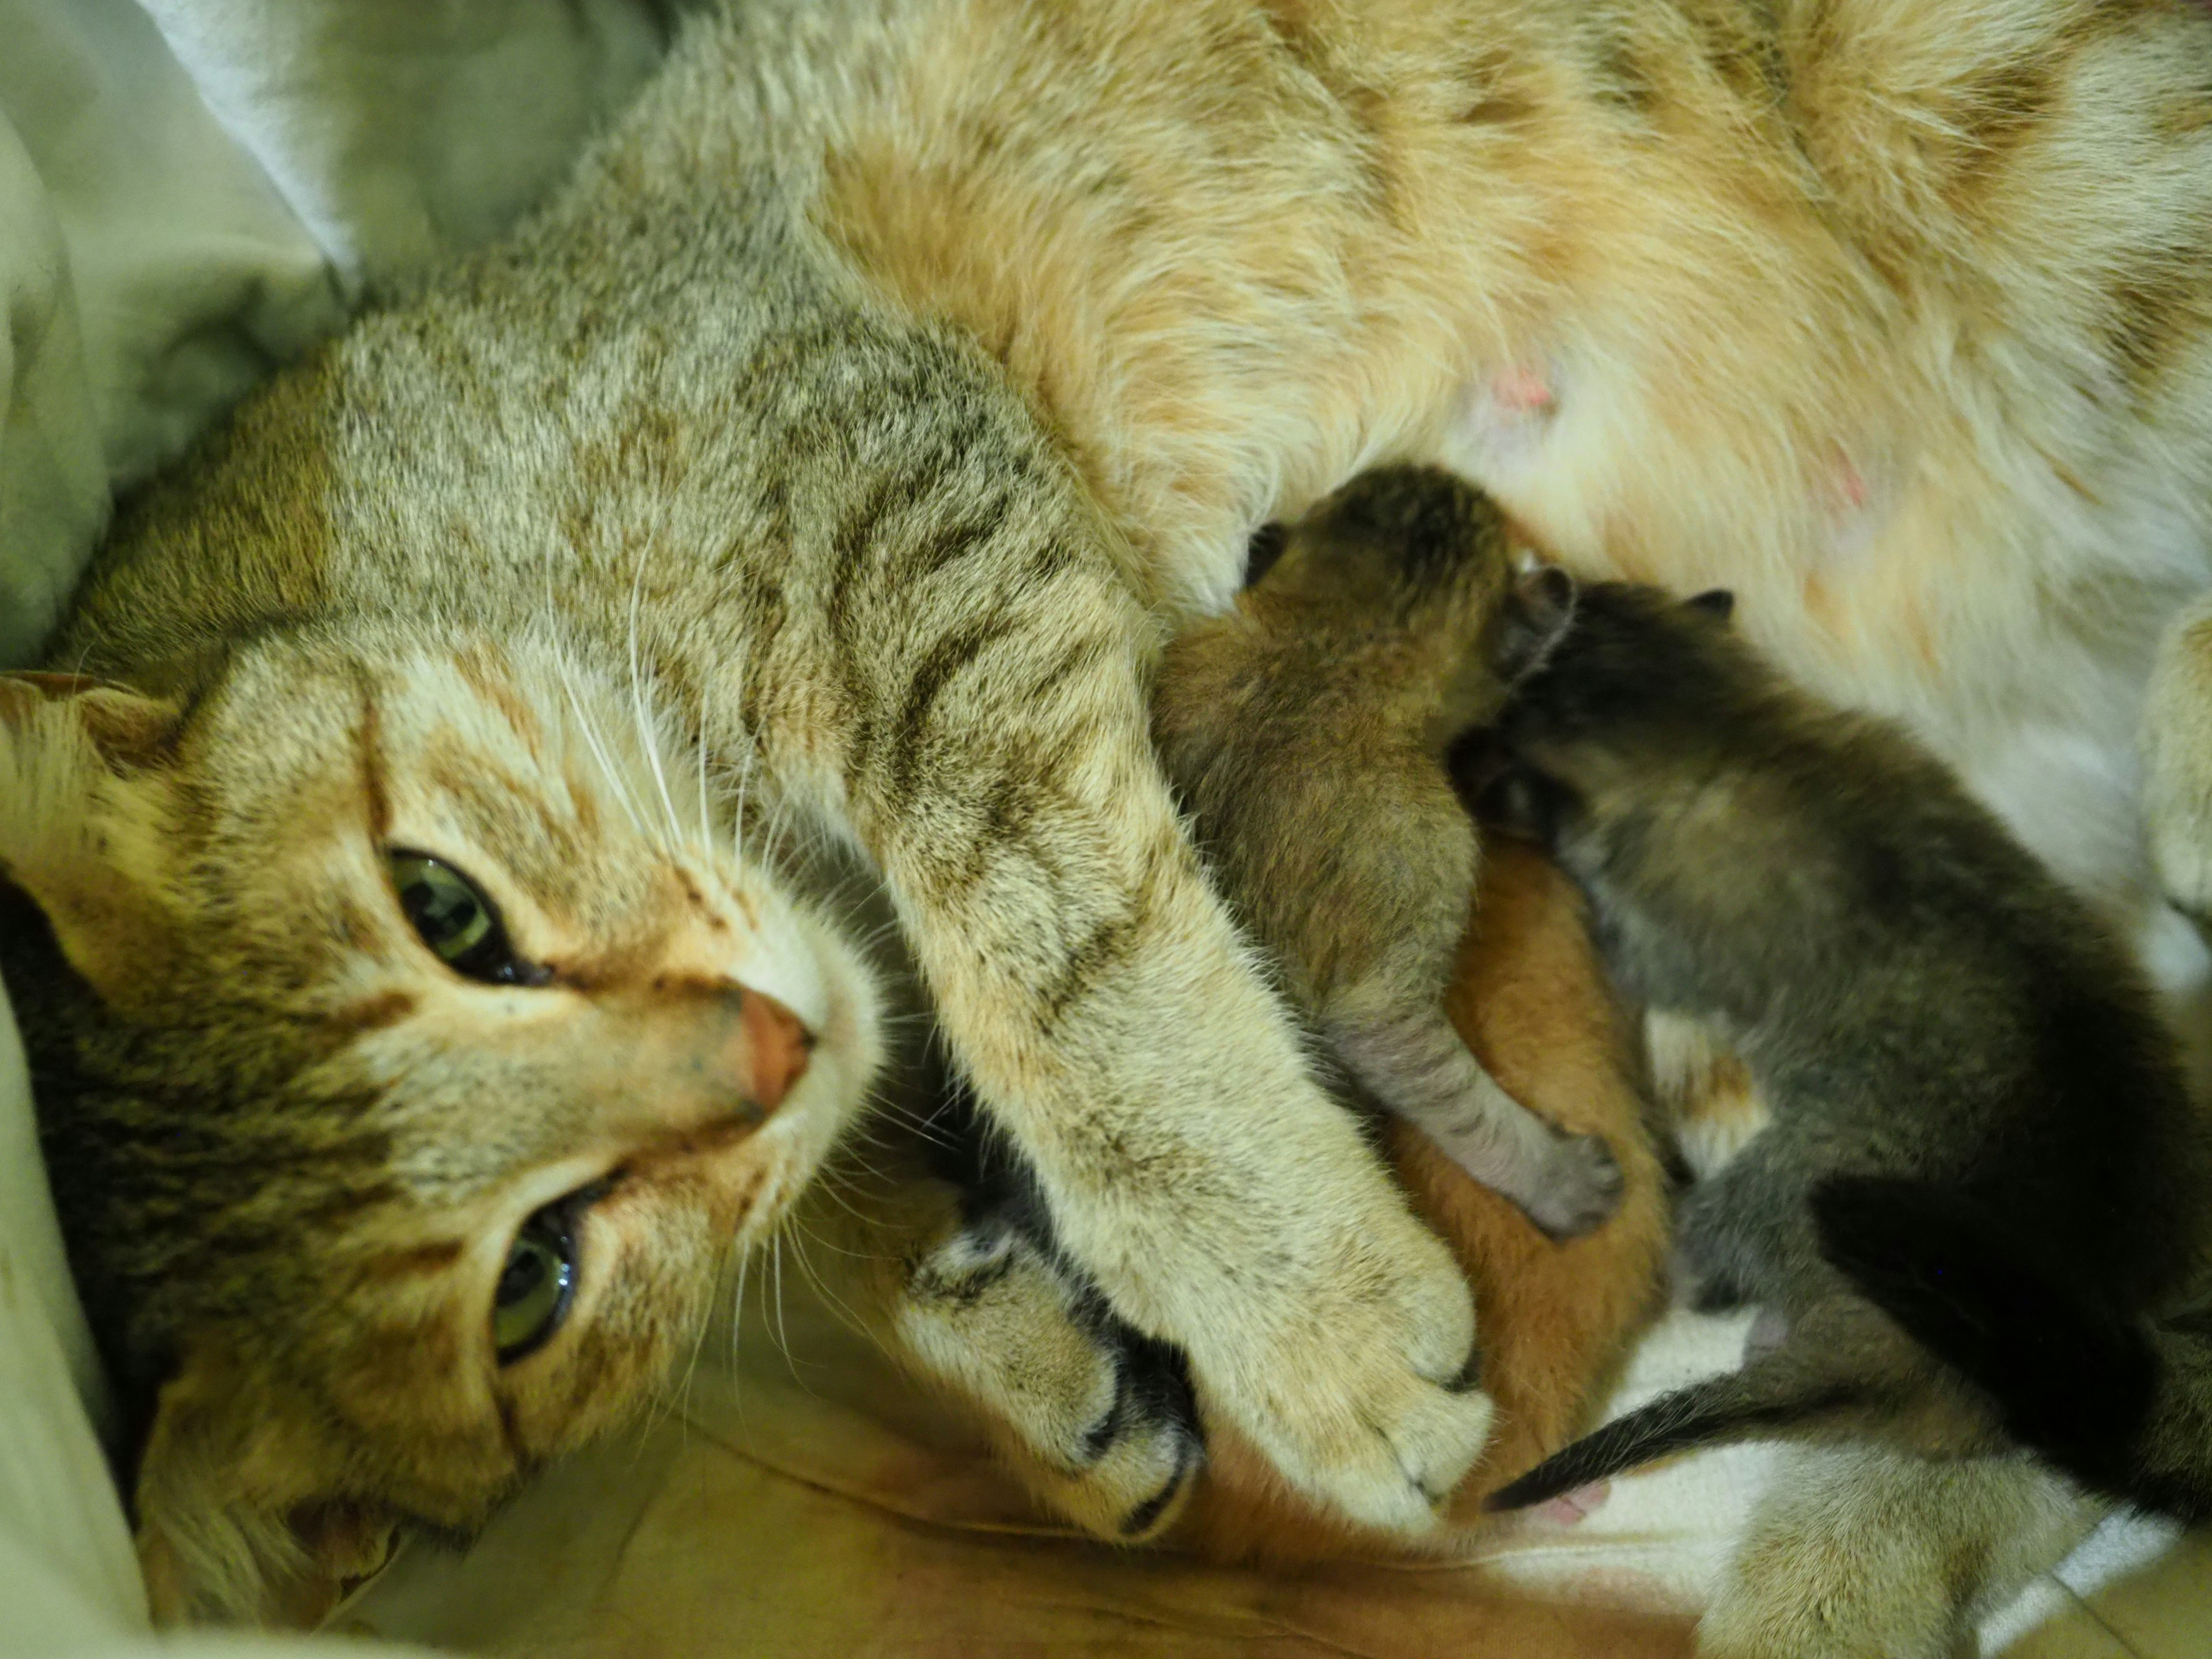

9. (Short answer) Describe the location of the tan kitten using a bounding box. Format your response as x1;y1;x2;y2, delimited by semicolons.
1154;465;1621;1238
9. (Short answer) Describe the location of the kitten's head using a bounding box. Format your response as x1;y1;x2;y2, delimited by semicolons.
1248;465;1574;714
1260;465;1519;625
1478;581;1749;838
0;624;882;1624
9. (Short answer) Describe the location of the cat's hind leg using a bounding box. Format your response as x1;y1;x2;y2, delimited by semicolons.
1669;1125;1831;1314
892;1198;1204;1540
2143;590;2212;927
797;1122;1205;1542
1330;1003;1624;1240
1699;1444;2104;1659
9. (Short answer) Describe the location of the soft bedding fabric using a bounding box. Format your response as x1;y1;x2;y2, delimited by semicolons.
0;5;2207;1654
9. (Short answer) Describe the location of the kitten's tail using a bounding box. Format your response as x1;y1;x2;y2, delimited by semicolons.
1811;1175;2212;1524
1483;1291;1975;1512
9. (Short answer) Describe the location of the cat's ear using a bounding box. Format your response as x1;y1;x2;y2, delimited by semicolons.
1491;565;1576;680
1684;588;1736;623
0;674;184;999
135;1341;397;1626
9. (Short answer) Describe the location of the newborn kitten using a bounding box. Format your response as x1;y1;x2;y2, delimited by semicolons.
1472;582;2210;1512
1153;466;1622;1239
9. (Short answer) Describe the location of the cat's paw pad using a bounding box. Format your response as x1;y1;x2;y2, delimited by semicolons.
1524;1130;1625;1240
897;1216;1202;1540
1535;1479;1612;1526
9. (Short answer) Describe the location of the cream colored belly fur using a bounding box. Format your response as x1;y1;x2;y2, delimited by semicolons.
824;0;2212;924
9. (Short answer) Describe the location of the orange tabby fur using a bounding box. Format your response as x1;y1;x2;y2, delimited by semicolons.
1179;838;1671;1559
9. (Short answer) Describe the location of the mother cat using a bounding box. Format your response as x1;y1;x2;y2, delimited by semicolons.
6;0;2211;1649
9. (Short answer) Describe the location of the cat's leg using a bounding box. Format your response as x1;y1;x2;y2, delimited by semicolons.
1328;1004;1624;1239
1698;1444;2104;1659
892;1196;1205;1539
1670;1128;1824;1313
813;518;1491;1531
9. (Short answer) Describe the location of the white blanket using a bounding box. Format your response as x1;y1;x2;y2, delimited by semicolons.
0;6;2206;1654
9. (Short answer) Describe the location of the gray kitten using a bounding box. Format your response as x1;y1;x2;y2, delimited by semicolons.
1152;466;1622;1238
1474;581;2212;1512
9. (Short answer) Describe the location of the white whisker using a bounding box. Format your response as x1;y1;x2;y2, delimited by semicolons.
695;719;713;865
767;1233;804;1388
563;677;649;837
627;562;684;852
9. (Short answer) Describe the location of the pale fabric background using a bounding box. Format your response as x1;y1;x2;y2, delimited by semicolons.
0;4;2206;1653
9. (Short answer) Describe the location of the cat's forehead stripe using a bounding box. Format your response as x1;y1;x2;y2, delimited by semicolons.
450;643;546;755
358;1237;467;1281
358;682;393;840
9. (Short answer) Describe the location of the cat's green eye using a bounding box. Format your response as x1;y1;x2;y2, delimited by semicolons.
388;850;543;985
493;1202;582;1364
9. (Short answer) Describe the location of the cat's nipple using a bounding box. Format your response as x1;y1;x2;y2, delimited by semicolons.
738;987;815;1113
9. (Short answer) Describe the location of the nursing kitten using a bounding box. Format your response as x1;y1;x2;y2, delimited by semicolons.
1470;582;2210;1518
1786;594;2212;1528
16;0;2212;1645
1153;464;1621;1238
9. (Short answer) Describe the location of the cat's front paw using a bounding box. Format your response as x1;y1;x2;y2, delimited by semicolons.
896;1212;1202;1540
1522;1130;1625;1240
1182;1192;1496;1534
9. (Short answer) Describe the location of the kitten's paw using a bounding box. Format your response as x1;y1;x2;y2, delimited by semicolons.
1522;1130;1626;1240
896;1213;1202;1541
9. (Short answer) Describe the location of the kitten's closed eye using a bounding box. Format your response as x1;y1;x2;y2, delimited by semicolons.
389;850;550;987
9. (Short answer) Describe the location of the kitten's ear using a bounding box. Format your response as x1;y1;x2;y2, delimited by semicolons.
135;1342;397;1627
1491;565;1576;680
1684;588;1736;623
0;675;183;1000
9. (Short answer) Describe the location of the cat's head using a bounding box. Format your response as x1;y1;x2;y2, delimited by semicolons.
1477;581;1747;836
0;623;884;1624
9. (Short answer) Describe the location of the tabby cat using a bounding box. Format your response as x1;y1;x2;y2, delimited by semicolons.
7;1;2212;1650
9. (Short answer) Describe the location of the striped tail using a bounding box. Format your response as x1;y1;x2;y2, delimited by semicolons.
1484;1306;1919;1513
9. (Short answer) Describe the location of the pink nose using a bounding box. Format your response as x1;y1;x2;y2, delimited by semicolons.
740;988;813;1112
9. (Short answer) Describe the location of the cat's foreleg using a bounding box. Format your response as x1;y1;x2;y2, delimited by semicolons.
1329;1005;1624;1239
821;517;1492;1532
